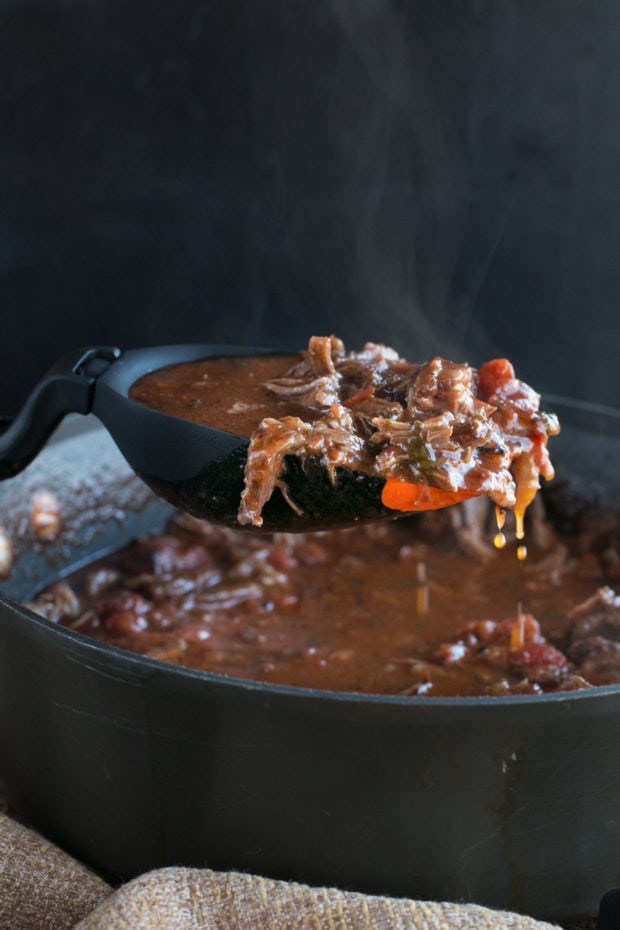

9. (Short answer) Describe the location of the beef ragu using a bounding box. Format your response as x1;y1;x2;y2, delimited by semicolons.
128;335;560;531
25;337;620;697
26;496;620;696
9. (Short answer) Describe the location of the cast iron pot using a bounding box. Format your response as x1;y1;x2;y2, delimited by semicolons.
0;400;618;924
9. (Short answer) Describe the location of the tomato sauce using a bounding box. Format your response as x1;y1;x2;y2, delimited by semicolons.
27;502;620;696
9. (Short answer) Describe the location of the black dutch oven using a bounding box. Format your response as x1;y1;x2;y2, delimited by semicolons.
0;386;619;925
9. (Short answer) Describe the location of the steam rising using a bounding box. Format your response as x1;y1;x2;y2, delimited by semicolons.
245;0;510;367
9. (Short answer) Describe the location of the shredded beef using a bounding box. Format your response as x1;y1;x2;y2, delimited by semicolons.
564;586;620;683
404;613;584;696
238;337;560;527
397;583;620;695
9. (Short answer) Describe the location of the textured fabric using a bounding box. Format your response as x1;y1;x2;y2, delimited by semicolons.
77;868;563;930
0;813;111;929
0;812;570;930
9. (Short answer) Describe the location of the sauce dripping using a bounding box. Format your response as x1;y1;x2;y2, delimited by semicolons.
510;602;526;649
416;561;429;615
492;505;528;560
493;505;507;550
514;507;528;561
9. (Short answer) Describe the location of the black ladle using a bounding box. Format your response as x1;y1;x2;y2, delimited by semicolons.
0;345;396;533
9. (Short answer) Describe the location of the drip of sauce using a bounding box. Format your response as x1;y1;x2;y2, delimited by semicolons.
492;505;528;560
514;509;526;541
493;505;507;550
514;507;528;561
510;602;526;649
416;561;429;615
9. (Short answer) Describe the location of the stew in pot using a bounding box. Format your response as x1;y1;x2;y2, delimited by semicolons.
26;490;620;697
25;338;620;697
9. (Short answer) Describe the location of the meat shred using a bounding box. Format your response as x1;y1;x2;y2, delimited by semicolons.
238;336;560;527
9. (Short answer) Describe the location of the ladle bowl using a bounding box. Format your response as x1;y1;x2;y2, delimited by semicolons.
0;345;395;533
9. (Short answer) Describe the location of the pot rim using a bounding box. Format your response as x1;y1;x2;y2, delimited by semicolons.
6;590;620;710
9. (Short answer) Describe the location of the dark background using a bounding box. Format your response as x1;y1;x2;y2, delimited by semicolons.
1;0;619;413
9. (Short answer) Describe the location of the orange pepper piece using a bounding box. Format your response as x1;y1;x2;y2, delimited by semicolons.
381;479;481;512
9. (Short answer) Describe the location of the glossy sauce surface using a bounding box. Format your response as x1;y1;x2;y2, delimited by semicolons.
130;354;307;436
29;504;617;696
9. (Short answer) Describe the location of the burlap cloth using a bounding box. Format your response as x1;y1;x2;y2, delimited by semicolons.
0;811;593;930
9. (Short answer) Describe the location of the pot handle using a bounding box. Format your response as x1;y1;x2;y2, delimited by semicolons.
0;346;122;479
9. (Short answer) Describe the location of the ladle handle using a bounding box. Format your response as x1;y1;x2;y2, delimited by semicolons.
0;346;121;479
